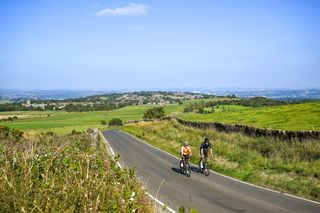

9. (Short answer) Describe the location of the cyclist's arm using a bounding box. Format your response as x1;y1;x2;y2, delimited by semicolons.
200;144;203;156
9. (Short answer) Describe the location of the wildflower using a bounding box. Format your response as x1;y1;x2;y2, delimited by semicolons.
131;192;136;197
130;191;135;202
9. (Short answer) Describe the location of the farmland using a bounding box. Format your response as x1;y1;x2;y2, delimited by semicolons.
0;104;185;134
1;100;320;134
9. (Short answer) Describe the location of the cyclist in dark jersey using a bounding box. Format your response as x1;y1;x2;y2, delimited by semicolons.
199;137;212;170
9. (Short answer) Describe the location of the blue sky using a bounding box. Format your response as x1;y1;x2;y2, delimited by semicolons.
1;0;319;90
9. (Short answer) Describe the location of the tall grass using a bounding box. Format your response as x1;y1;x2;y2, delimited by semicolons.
122;120;320;201
0;126;154;212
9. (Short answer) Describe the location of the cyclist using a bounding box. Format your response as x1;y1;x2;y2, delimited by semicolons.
199;137;212;170
180;141;192;163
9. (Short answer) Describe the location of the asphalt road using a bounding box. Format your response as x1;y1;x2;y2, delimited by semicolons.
103;130;320;213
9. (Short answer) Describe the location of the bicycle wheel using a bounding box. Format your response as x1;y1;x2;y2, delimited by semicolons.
180;160;184;174
186;163;191;177
199;160;203;173
204;162;210;176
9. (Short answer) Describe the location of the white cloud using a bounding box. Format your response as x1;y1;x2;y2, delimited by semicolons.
96;3;150;16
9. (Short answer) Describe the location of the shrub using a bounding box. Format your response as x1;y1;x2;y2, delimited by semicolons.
143;107;165;119
183;106;193;113
101;120;107;125
71;129;81;135
197;108;204;114
109;118;123;126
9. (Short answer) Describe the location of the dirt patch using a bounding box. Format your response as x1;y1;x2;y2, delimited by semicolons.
213;156;239;169
0;115;28;119
23;131;39;141
258;171;319;184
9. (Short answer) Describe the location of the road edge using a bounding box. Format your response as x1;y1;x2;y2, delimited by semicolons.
99;131;176;213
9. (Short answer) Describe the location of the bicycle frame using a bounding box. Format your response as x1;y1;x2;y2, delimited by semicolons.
180;156;191;177
200;156;210;176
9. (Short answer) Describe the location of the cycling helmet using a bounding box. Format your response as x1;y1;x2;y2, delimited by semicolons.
184;141;189;146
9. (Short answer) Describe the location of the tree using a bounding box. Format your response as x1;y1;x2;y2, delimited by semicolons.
197;108;204;114
108;118;123;126
183;106;193;113
143;107;165;119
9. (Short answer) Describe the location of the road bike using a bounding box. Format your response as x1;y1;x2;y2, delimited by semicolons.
199;156;210;176
180;156;191;177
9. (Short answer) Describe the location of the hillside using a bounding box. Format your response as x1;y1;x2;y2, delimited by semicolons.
180;102;320;131
0;126;154;212
0;91;209;112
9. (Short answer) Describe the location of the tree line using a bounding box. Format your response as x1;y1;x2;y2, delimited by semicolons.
183;97;287;113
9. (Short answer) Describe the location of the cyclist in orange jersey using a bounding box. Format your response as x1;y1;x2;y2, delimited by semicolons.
180;141;192;162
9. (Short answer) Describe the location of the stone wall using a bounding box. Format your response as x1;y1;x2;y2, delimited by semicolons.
176;118;320;141
123;117;320;141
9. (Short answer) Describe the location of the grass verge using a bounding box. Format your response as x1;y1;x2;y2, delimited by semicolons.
0;125;154;212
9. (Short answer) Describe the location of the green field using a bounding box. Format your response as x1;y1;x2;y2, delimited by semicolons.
0;104;185;134
180;102;320;131
1;101;319;133
203;104;250;113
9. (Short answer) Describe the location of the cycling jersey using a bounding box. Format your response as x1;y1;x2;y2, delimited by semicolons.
200;142;212;156
181;146;192;156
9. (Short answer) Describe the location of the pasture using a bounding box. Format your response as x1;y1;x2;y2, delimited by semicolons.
0;104;184;134
179;102;320;131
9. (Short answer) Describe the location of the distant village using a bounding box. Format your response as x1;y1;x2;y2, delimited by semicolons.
20;92;206;111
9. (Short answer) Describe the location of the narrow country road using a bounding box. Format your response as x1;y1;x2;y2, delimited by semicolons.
103;130;320;213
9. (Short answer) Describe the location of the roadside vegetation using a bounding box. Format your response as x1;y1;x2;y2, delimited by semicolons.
122;120;320;201
0;125;154;212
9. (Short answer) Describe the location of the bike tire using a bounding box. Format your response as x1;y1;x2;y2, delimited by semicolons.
180;160;184;174
204;168;210;176
199;160;203;173
204;162;210;176
186;163;191;177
